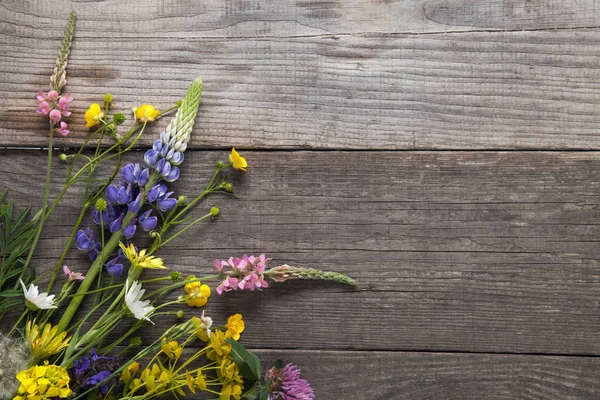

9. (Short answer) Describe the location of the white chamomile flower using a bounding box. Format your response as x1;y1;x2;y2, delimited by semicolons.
124;280;154;324
200;310;213;339
19;279;57;310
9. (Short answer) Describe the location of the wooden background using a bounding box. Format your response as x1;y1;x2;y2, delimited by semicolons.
2;0;600;398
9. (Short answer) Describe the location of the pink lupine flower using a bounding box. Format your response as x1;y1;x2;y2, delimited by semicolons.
63;265;85;281
49;109;62;124
58;94;73;115
56;122;70;136
47;90;59;102
214;254;271;294
37;90;47;102
36;101;51;115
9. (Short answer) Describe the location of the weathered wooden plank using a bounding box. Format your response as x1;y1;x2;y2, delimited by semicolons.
2;31;600;149
252;350;600;399
2;150;600;355
2;0;598;41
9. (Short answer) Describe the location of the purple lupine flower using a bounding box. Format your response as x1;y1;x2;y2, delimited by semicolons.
265;363;315;400
128;193;143;214
72;349;119;397
138;210;158;231
105;256;124;277
122;163;150;187
75;228;102;261
87;370;112;395
93;203;118;227
109;213;124;233
214;254;270;295
123;222;137;239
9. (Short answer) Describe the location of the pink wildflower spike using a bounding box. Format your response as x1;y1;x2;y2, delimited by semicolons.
49;109;61;124
56;122;70;136
36;101;51;115
47;90;59;102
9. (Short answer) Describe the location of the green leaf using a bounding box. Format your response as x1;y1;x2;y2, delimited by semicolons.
226;339;262;381
0;289;22;297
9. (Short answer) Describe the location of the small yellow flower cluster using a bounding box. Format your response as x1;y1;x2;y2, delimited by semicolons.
14;363;71;400
203;314;246;400
25;321;71;362
184;280;211;307
161;338;182;360
119;242;166;270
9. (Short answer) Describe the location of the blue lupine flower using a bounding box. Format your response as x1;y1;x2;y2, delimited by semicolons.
109;213;124;233
105;256;124;277
122;163;150;187
138;210;158;231
75;228;101;261
72;348;119;397
93;203;118;227
128;193;142;214
123;222;137;239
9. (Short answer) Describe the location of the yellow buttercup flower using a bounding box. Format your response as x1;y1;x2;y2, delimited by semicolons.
84;103;104;128
135;104;160;122
161;338;182;360
119;242;166;269
26;320;71;362
225;313;245;340
15;362;72;399
229;148;247;172
184;281;211;307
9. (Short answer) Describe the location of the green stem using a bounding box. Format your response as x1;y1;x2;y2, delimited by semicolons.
22;126;54;272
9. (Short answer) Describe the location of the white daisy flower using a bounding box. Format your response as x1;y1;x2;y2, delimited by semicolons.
19;279;57;310
200;310;213;339
124;280;154;324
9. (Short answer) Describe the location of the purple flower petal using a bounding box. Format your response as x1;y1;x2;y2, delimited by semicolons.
123;223;137;239
165;166;180;182
144;150;159;168
106;263;123;277
147;184;161;202
139;168;150;186
140;216;157;231
158;197;177;212
106;185;119;203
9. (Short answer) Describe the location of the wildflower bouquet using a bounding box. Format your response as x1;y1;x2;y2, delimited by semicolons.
1;12;355;400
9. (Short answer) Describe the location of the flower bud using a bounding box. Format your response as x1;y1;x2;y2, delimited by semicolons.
210;207;220;219
221;182;234;192
170;271;182;282
177;195;186;205
104;93;113;105
129;337;142;348
95;198;107;211
59;153;68;162
113;113;126;125
176;100;183;107
217;161;224;168
150;231;159;239
176;310;184;319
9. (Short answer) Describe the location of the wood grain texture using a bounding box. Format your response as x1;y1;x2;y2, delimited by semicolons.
253;350;600;399
2;0;599;40
2;30;600;149
3;150;600;355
